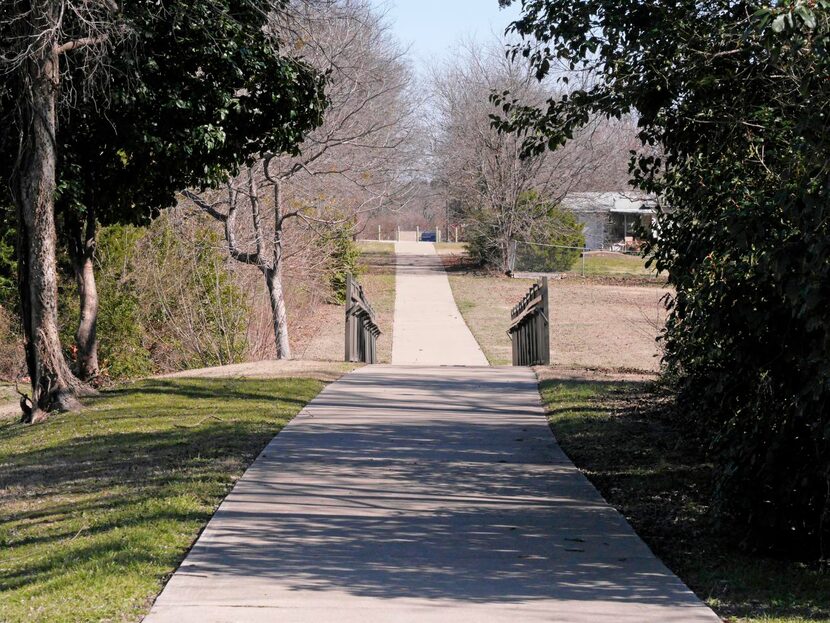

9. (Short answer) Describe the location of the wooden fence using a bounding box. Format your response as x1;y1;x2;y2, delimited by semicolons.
508;277;551;366
344;274;381;363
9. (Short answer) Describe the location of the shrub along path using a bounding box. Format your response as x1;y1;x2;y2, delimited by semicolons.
143;244;719;622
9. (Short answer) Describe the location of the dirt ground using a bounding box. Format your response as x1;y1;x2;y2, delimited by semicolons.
534;365;657;384
448;274;668;372
300;251;396;363
158;359;357;382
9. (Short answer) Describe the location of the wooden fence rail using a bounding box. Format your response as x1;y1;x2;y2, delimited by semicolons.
345;274;381;364
508;277;551;366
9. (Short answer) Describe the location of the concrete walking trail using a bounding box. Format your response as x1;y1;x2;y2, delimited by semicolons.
392;241;488;365
145;243;720;622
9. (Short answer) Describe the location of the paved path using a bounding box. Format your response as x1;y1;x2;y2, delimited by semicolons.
392;242;488;366
145;243;720;622
146;365;719;622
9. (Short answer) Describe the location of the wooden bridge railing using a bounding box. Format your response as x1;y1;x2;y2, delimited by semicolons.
508;277;551;366
345;274;381;363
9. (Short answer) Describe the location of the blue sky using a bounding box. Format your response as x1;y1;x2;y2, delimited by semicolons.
379;0;523;73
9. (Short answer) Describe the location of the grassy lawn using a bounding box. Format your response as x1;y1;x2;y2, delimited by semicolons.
581;252;660;278
0;383;17;403
300;241;396;362
539;377;830;623
0;377;326;623
448;273;666;371
356;243;396;361
448;274;529;365
361;272;396;362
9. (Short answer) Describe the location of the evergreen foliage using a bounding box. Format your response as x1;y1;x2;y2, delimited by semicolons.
468;191;585;272
497;0;830;555
326;225;363;305
60;220;249;380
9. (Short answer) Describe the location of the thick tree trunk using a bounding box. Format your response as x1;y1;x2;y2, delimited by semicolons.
68;208;100;381
13;47;85;422
265;266;291;360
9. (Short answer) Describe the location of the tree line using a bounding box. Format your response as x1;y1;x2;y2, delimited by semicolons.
0;0;414;421
497;0;830;558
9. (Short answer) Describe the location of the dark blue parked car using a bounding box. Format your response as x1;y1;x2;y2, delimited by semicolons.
420;231;437;242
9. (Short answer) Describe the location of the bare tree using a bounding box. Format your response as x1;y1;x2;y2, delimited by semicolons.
187;0;417;359
429;39;637;271
1;0;124;421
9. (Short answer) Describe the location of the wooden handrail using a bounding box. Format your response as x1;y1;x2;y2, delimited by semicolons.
345;274;381;363
508;277;551;366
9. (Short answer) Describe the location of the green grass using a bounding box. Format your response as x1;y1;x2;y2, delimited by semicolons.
581;252;658;277
540;378;830;623
0;377;325;622
0;383;17;403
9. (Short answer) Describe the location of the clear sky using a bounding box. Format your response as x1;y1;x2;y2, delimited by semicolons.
379;0;523;74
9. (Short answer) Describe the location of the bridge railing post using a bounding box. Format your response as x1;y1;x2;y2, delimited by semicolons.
344;273;382;364
508;277;551;366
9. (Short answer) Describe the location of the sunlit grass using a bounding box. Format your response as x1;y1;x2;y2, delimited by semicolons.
0;377;324;623
356;241;395;255
582;252;658;277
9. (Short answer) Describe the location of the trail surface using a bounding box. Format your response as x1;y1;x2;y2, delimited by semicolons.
392;242;488;366
145;244;719;623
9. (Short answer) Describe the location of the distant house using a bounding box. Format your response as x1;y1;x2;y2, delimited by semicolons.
561;192;658;251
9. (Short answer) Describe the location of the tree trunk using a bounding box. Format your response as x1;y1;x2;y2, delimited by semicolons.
68;208;100;381
13;46;85;422
267;178;291;360
265;267;291;359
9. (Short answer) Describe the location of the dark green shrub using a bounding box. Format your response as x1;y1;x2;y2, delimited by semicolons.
137;215;249;371
94;225;154;379
60;218;250;380
59;224;153;380
499;0;830;556
468;191;585;272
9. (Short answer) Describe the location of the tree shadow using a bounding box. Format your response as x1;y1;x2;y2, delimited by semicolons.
539;376;830;621
0;377;320;601
150;368;716;618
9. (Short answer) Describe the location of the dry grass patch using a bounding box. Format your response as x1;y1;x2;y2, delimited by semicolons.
300;245;396;362
448;273;667;371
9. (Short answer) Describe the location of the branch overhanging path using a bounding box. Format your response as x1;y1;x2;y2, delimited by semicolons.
145;244;719;622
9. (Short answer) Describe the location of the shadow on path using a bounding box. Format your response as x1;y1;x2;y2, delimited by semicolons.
147;366;719;622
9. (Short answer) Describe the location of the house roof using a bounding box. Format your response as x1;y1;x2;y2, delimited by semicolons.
561;191;657;214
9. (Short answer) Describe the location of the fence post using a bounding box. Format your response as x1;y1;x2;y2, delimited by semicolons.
416;225;420;241
378;225;382;241
344;273;382;364
508;240;518;274
344;274;353;362
509;278;551;366
396;226;400;241
437;228;442;243
540;277;550;365
511;305;518;365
